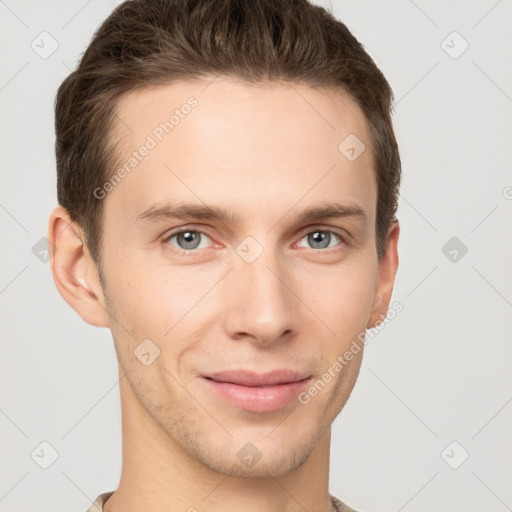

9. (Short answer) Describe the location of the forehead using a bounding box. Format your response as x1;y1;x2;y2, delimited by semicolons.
114;77;371;148
106;77;376;230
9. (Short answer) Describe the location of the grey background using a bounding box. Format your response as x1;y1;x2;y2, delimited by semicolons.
1;1;511;511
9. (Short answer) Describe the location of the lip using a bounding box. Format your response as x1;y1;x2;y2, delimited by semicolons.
201;370;312;412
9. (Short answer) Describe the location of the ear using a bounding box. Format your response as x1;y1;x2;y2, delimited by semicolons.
367;221;400;329
48;206;110;327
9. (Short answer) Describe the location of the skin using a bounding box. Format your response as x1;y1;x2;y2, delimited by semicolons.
49;77;399;512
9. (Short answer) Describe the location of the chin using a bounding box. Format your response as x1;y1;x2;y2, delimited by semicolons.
201;443;315;478
176;420;325;478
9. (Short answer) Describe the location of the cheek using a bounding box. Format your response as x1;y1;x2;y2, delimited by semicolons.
104;253;225;344
300;260;377;341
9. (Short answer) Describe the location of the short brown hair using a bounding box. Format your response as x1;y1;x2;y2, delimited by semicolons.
55;0;401;270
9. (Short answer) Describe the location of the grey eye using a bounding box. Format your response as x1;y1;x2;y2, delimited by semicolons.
299;230;342;250
172;230;204;250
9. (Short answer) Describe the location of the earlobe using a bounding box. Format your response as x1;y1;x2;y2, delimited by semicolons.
367;221;400;329
48;206;110;327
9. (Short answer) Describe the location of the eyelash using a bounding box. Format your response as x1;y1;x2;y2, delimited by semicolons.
162;226;348;256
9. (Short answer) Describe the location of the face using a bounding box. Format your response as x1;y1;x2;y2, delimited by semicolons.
88;77;396;477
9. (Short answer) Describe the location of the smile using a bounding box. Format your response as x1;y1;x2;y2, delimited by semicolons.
201;370;313;412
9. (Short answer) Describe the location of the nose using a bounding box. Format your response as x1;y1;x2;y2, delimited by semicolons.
222;248;295;346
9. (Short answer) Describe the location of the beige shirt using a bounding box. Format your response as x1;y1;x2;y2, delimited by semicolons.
87;491;358;511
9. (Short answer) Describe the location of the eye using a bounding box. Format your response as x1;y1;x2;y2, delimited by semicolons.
297;230;344;250
165;229;212;251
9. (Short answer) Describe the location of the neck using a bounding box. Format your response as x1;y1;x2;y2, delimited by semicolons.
104;373;334;512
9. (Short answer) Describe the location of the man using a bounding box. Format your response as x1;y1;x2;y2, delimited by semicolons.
48;0;400;510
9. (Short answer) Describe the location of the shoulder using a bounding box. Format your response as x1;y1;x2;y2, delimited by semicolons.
86;491;114;512
330;494;359;512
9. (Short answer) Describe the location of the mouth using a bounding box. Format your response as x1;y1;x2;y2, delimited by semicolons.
201;370;313;412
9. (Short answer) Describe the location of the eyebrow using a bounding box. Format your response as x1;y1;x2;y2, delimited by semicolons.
135;201;369;228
